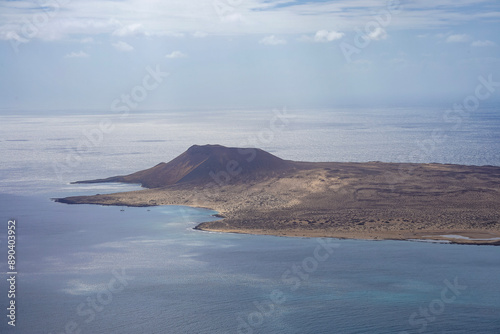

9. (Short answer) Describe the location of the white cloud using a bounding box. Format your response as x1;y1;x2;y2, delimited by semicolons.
435;32;451;39
313;30;344;42
471;40;496;47
146;31;185;38
0;0;498;40
367;27;387;41
112;41;134;52
0;31;28;42
192;31;208;38
259;35;286;45
165;51;187;58
112;23;143;37
65;51;89;58
80;37;94;44
221;13;245;23
446;34;469;43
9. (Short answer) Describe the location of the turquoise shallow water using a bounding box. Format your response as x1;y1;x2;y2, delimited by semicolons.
1;108;500;333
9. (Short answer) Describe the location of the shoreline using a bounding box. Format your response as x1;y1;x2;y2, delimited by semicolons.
55;197;500;246
55;160;500;246
193;225;500;246
193;218;500;246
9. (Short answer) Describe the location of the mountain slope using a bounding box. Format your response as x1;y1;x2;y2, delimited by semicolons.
74;144;295;188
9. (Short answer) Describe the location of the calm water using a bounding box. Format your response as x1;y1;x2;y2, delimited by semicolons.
1;108;499;333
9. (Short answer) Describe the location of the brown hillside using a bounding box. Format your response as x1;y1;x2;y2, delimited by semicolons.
74;144;295;188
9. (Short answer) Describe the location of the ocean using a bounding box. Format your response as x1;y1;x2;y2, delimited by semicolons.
1;107;500;333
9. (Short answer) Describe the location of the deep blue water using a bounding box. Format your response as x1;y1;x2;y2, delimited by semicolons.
0;108;499;333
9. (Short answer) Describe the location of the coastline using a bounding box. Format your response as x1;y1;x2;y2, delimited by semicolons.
194;221;500;246
55;194;500;245
55;160;500;246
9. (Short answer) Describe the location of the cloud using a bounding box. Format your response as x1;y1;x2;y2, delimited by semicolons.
259;35;286;45
471;40;496;47
165;51;187;58
65;51;89;58
367;27;387;41
112;23;143;37
435;32;451;39
446;34;469;43
80;37;94;44
146;31;185;38
0;0;498;40
0;31;28;42
221;13;245;23
112;41;134;52
192;31;208;38
313;30;344;42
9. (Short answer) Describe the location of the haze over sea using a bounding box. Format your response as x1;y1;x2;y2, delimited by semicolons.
1;107;500;333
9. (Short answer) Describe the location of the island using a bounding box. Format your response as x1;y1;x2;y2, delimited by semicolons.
55;144;500;245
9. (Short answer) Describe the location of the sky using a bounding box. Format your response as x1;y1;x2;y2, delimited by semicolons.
1;0;500;111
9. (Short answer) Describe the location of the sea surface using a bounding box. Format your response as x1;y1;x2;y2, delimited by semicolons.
0;107;500;333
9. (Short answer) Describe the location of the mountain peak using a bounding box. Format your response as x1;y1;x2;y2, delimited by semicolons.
187;144;224;151
74;145;295;188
